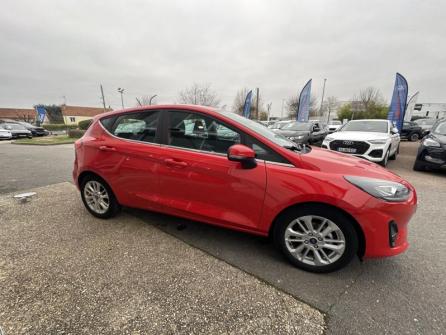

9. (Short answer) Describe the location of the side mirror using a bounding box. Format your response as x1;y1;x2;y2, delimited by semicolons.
391;127;399;134
313;126;320;132
227;144;257;169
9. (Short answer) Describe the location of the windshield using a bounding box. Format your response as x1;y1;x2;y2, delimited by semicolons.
415;119;436;126
329;121;342;125
282;122;312;131
269;121;289;129
432;120;446;135
340;120;388;133
2;123;26;130
222;113;296;148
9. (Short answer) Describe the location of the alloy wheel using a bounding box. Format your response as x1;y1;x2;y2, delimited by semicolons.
83;180;110;214
284;215;346;266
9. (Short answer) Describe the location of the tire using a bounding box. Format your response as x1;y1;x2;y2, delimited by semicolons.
413;160;426;171
409;133;420;142
80;175;121;219
389;145;398;160
273;204;358;273
379;149;390;167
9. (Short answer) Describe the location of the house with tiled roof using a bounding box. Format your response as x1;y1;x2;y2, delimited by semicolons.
0;108;36;123
61;105;112;125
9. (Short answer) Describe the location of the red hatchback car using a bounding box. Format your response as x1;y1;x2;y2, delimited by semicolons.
73;105;417;272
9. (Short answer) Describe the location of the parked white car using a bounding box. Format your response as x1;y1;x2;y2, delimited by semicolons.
0;127;12;140
322;119;400;167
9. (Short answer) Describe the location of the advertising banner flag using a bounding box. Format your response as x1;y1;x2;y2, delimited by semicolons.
297;79;312;122
243;90;253;118
387;73;408;131
404;91;419;122
35;105;47;124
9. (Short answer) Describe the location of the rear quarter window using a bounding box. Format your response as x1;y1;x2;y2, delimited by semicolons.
99;116;117;132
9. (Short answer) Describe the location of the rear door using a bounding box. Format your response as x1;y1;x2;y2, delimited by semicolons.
98;110;164;210
156;110;267;230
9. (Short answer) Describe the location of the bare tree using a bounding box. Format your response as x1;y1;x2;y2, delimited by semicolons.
354;87;384;111
232;88;264;117
136;95;157;106
286;94;318;119
178;83;221;107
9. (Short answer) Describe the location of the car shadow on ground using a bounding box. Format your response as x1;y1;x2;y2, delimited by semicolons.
126;207;369;312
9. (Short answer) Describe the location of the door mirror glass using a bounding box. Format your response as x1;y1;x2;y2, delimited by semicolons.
227;144;257;169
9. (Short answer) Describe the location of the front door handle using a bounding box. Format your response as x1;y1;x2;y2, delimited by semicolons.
99;145;116;152
164;158;188;168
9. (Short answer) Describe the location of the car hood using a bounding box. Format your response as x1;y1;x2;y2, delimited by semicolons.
327;131;389;141
432;134;446;144
276;130;310;137
300;147;404;182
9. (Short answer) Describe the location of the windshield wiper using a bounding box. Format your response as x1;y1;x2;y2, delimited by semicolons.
283;143;311;153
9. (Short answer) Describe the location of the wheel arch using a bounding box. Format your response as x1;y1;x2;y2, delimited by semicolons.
268;201;366;258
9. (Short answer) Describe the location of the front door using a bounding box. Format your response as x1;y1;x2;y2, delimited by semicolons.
157;110;267;230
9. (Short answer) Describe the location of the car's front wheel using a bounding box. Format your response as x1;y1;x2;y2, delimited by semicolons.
379;149;390;167
273;205;358;273
80;175;121;219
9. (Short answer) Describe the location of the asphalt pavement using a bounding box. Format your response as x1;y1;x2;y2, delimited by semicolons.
1;141;445;334
0;182;324;334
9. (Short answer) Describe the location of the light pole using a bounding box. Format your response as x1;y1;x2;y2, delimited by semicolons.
118;88;125;109
319;78;327;118
149;94;158;105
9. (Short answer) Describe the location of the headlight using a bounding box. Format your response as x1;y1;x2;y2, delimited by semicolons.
344;176;410;202
423;138;440;147
368;139;388;144
289;135;305;140
324;136;335;142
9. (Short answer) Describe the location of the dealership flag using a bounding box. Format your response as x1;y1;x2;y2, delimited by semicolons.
404;91;419;122
35;105;47;124
387;73;408;131
243;90;253;118
297;79;312;122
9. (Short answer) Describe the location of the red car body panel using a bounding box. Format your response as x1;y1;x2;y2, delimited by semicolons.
73;105;417;259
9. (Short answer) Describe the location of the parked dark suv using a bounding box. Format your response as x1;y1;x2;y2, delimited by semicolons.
274;121;328;144
413;118;446;171
401;121;423;141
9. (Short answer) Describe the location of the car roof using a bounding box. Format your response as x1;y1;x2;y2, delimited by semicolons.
96;104;217;119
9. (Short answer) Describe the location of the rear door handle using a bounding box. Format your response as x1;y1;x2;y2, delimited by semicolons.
99;145;116;152
164;158;188;168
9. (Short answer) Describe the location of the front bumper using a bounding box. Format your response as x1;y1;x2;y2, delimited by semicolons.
322;139;389;162
416;144;446;169
352;189;417;258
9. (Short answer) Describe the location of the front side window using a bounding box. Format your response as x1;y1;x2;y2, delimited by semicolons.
112;111;160;143
167;111;241;154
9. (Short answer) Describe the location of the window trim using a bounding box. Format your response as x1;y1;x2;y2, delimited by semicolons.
98;110;163;147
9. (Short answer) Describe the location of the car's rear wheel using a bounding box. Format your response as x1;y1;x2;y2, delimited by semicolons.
273;205;358;273
410;133;420;142
80;175;121;219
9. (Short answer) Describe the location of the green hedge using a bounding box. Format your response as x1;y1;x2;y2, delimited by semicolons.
67;129;86;138
44;124;78;131
78;119;93;130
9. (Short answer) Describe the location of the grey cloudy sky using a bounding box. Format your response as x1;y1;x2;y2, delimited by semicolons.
1;0;445;115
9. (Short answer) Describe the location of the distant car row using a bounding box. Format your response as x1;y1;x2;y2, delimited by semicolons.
264;117;445;171
0;120;49;140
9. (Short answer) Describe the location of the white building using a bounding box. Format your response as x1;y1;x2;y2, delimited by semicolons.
412;103;446;119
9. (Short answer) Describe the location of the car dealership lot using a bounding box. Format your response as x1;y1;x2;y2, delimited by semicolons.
0;141;445;334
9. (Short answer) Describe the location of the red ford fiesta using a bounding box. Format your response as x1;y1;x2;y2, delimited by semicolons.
73;105;417;272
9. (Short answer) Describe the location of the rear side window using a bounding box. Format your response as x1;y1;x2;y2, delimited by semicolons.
111;111;160;143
